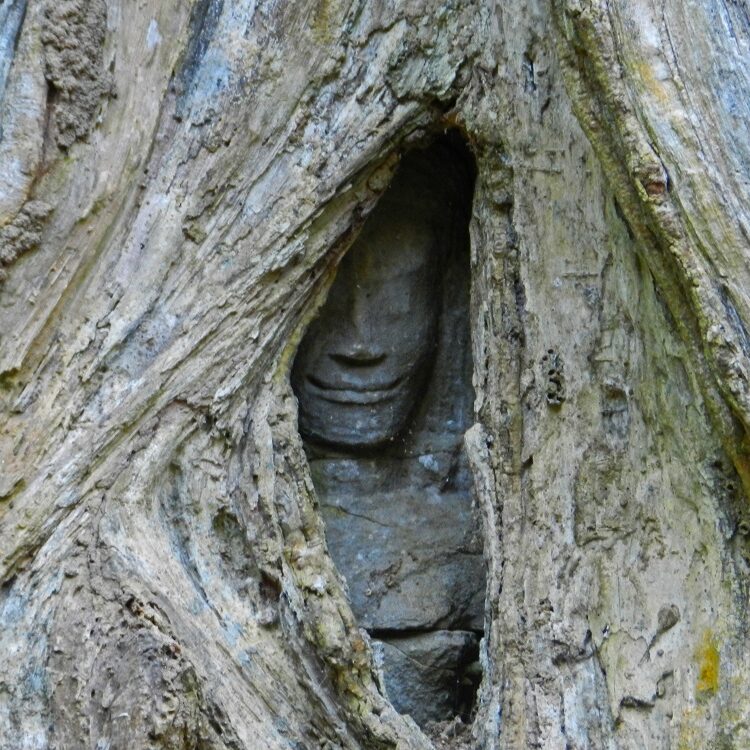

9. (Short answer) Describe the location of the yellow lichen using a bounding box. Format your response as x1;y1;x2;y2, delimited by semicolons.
675;708;702;750
695;629;720;696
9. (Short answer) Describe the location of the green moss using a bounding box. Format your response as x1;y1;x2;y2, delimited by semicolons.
711;733;736;750
312;0;332;45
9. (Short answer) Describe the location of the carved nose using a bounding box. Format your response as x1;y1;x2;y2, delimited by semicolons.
329;344;386;367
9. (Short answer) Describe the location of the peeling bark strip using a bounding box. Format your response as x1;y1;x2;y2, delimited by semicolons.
552;0;750;492
1;0;750;748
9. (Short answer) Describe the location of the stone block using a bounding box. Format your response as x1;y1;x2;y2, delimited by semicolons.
372;630;479;726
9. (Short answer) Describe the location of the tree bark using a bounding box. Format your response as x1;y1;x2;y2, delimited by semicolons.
1;1;749;748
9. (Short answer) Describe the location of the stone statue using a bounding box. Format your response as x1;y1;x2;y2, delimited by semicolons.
291;166;446;450
292;140;484;727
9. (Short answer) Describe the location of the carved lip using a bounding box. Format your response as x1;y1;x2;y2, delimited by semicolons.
305;375;403;404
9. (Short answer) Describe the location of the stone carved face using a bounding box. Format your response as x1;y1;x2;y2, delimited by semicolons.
292;189;445;450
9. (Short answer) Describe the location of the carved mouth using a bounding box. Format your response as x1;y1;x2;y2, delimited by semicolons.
305;375;403;405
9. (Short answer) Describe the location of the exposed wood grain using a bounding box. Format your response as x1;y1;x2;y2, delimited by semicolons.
1;1;749;748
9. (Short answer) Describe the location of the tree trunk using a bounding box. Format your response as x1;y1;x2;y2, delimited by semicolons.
1;1;749;748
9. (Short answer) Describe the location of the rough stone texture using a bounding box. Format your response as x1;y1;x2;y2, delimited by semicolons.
0;0;749;749
316;455;485;632
373;631;479;726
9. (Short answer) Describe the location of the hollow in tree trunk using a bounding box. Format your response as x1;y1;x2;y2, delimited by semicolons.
1;1;750;748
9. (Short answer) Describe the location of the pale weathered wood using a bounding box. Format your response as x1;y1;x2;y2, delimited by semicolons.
1;1;749;748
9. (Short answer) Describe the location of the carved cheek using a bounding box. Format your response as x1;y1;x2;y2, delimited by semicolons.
296;321;334;372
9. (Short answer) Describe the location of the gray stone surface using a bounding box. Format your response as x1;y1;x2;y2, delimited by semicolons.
373;631;479;726
315;453;484;631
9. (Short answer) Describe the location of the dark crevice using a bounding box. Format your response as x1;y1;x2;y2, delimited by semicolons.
174;0;224;108
369;627;484;639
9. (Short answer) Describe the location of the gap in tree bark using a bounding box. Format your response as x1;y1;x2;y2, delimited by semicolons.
291;133;483;729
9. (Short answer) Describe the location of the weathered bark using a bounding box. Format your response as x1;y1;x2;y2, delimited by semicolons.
1;1;749;748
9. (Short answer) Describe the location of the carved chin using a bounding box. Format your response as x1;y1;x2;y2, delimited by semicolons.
297;389;417;449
